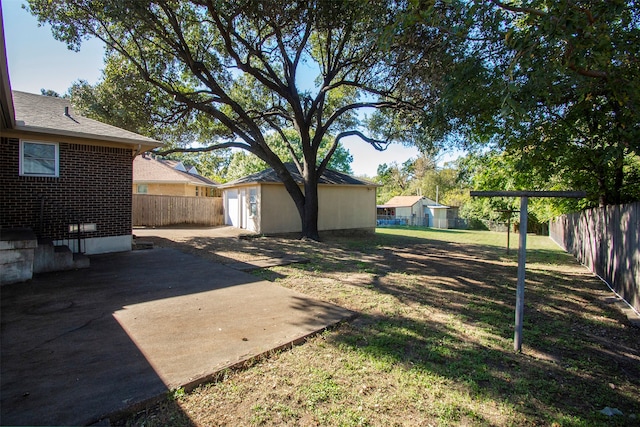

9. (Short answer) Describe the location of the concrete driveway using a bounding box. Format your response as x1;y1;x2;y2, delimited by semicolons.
1;246;353;426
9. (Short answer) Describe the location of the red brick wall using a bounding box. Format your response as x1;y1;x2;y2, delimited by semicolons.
1;138;133;241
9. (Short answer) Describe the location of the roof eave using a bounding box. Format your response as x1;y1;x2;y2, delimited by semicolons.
133;179;217;187
13;124;162;150
0;13;15;130
219;180;262;189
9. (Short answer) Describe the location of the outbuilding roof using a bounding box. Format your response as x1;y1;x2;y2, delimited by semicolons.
220;163;377;188
133;155;218;187
8;91;161;149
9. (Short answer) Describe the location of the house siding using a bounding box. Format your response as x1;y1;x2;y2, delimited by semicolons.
260;184;301;234
1;138;132;242
395;203;423;220
318;185;376;231
249;184;376;234
133;182;190;196
133;182;218;197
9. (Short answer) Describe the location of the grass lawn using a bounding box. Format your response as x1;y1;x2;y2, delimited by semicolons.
119;227;639;426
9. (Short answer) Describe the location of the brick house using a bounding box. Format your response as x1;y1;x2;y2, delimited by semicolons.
1;34;160;261
1;89;161;254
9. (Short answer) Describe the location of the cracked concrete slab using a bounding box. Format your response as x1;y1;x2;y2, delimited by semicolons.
1;247;353;426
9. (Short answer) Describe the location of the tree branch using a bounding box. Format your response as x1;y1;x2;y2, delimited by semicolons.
154;141;251;156
490;0;547;17
318;129;390;176
567;63;608;79
321;100;407;135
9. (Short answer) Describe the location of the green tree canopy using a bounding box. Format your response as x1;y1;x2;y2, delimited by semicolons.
404;0;640;208
69;53;232;180
225;129;352;182
28;0;451;239
69;54;200;145
374;154;463;206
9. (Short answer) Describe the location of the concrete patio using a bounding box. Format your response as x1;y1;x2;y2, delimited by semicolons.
1;246;353;426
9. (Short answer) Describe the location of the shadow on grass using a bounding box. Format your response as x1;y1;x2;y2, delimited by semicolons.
142;229;640;425
376;225;470;235
308;235;638;424
330;238;638;424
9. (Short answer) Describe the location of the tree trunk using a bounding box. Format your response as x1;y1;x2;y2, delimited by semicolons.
275;162;321;240
301;173;321;241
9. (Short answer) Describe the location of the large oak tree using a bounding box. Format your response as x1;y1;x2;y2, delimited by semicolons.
28;0;449;239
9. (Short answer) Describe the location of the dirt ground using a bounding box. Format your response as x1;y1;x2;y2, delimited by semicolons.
124;227;640;426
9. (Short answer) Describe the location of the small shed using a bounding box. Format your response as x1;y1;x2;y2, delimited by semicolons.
220;164;378;235
377;195;450;229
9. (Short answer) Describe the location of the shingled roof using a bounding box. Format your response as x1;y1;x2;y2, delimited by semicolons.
133;155;218;187
10;91;161;149
379;195;448;208
220;163;376;187
379;195;425;208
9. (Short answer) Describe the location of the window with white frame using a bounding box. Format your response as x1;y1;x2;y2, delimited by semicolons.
249;188;258;217
20;140;59;177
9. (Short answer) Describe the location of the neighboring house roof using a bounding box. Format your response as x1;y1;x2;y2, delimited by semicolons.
133;155;218;187
6;91;161;150
220;163;377;188
162;159;200;175
379;195;449;209
379;195;425;208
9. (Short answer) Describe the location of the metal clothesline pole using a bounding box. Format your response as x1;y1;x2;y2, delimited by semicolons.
470;190;586;352
514;196;528;351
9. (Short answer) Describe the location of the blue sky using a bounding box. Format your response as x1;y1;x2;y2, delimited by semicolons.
2;0;462;177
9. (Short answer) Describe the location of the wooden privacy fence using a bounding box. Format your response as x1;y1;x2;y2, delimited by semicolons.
549;202;639;313
132;195;224;227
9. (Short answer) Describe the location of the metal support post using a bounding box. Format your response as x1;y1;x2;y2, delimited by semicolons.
514;196;528;352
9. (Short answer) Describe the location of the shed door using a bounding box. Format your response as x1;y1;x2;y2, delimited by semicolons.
226;190;239;227
240;189;248;229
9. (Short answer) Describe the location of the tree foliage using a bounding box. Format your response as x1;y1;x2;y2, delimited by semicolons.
408;0;640;208
28;0;450;239
225;129;352;182
40;89;62;97
374;154;462;206
69;53;232;180
69;54;197;144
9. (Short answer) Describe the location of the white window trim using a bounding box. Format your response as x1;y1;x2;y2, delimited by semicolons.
248;187;258;218
19;140;60;177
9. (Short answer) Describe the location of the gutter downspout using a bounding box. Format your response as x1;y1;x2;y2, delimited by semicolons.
132;144;143;158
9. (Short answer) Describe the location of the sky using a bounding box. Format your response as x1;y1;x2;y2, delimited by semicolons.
2;0;460;177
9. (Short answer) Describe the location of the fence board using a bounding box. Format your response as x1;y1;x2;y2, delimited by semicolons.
550;202;639;312
132;195;224;227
